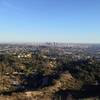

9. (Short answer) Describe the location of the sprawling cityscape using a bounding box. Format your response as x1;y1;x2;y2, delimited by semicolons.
0;43;100;100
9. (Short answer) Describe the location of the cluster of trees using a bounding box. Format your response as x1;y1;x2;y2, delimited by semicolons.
0;53;100;94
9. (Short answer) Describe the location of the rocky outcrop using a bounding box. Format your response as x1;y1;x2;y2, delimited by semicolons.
0;72;82;100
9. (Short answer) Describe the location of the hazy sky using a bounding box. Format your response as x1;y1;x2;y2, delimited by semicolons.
0;0;100;43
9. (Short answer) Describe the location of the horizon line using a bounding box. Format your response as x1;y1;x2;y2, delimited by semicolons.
0;41;100;45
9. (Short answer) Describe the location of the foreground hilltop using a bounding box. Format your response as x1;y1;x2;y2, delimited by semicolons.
0;44;100;99
0;72;81;100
